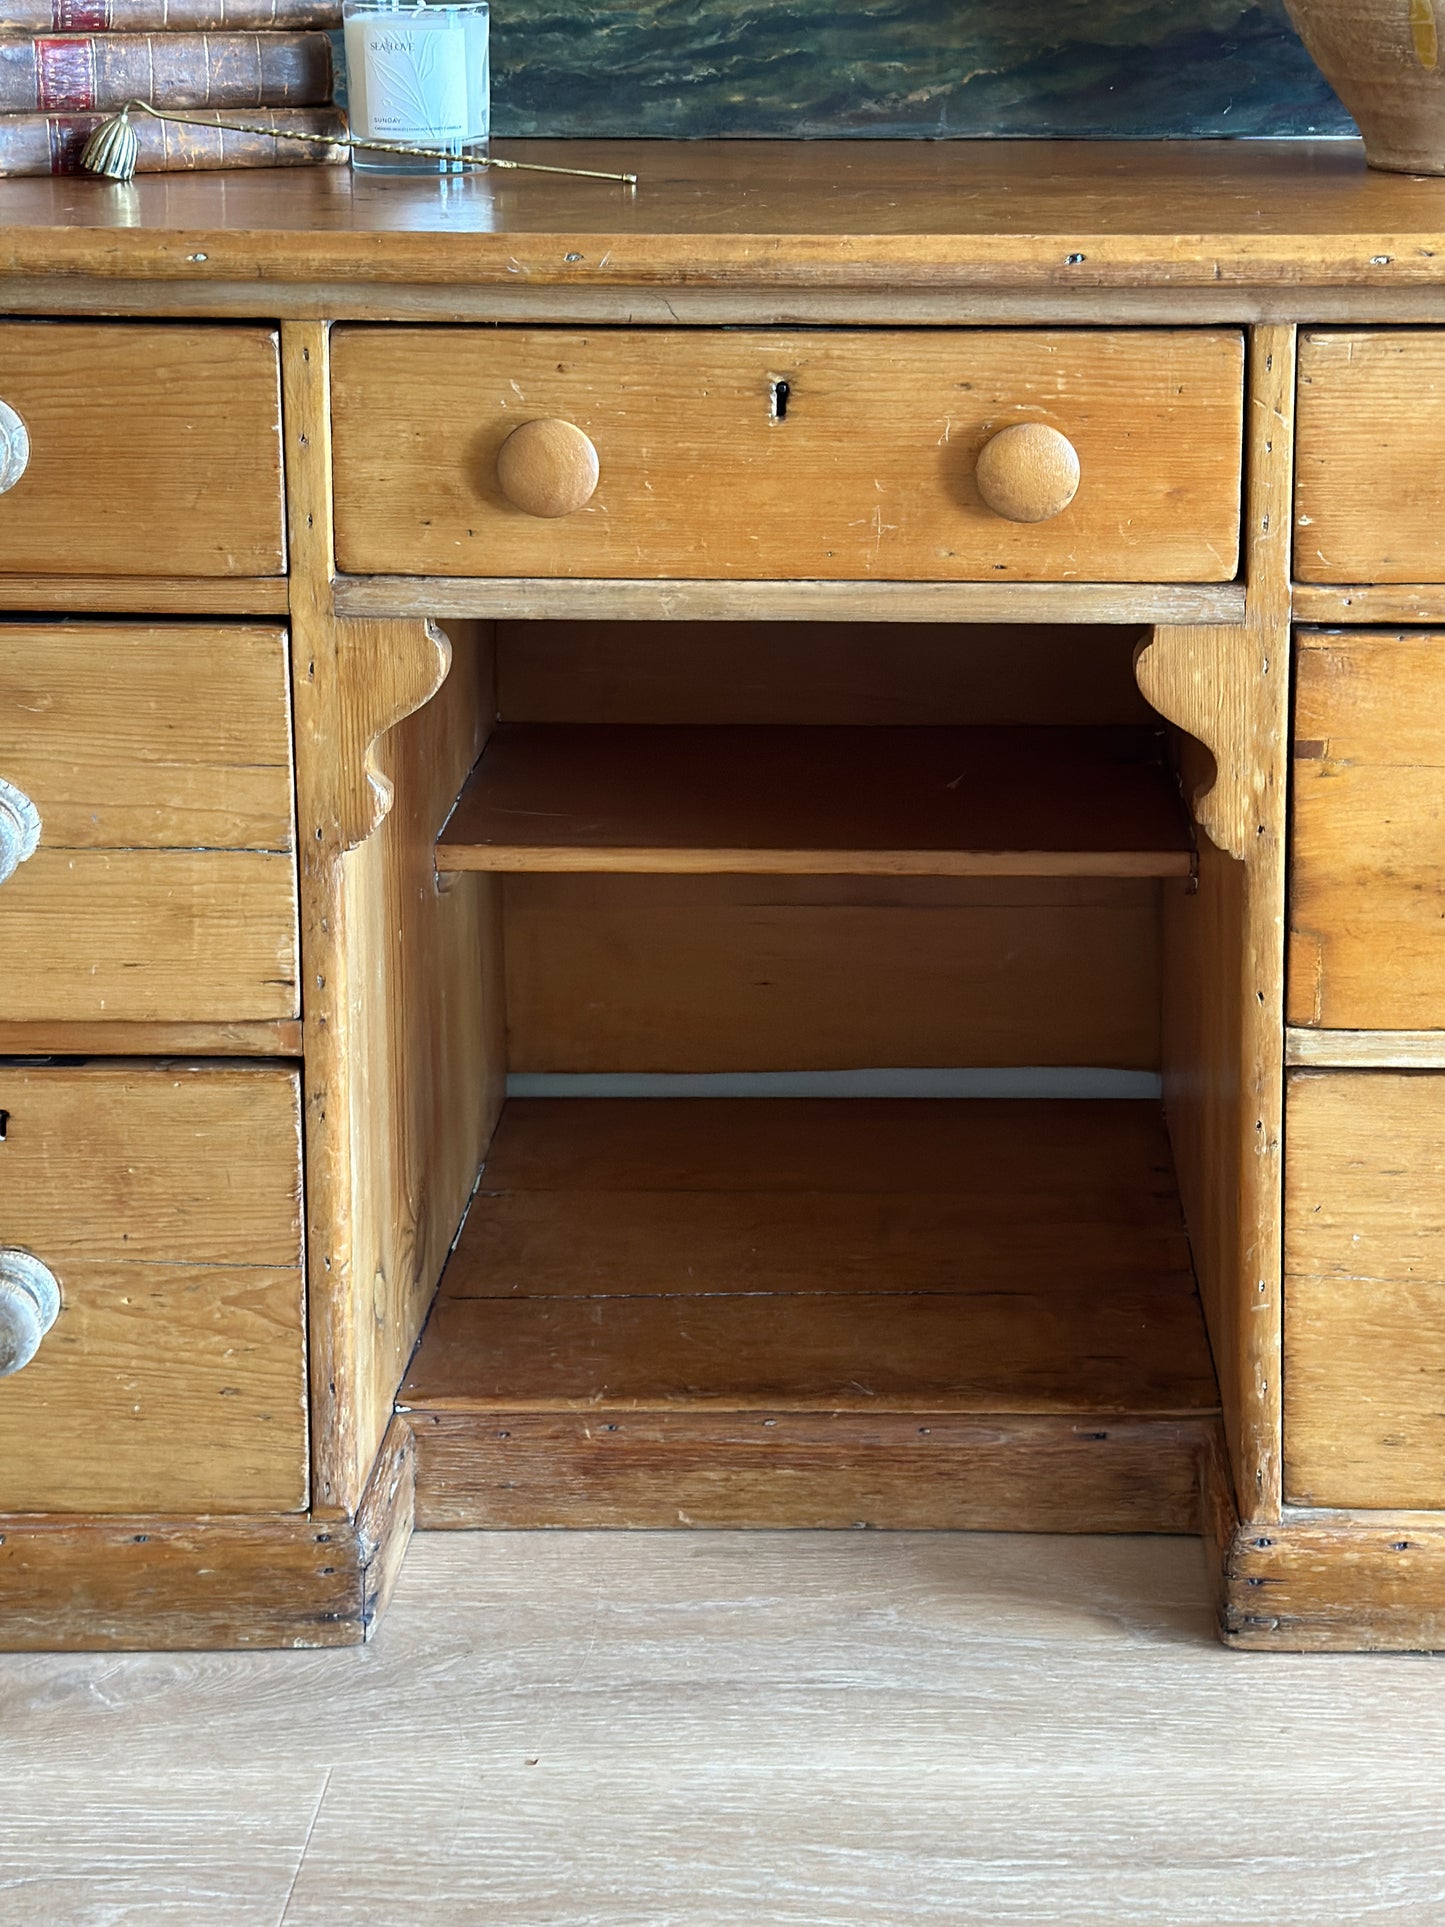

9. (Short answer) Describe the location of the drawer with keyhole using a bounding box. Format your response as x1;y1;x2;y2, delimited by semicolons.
330;326;1245;583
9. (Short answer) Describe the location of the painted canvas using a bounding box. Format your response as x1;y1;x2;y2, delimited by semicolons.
490;0;1352;139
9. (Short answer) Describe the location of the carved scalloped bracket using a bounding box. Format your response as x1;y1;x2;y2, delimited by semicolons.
333;617;453;853
1133;623;1272;863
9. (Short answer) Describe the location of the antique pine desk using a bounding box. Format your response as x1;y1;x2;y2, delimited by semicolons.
1;142;1444;1651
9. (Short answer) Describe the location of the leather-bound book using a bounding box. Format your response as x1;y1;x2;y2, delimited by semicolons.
0;0;339;24
0;29;333;109
0;101;346;169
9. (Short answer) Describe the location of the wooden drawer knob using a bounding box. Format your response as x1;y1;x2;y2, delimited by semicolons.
0;776;40;887
496;418;600;518
0;398;29;497
975;422;1080;523
0;1249;60;1378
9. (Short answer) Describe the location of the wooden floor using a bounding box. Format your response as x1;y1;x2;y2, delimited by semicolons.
5;1531;1445;1924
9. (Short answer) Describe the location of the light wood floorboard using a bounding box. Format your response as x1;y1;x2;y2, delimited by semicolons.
4;1533;1445;1923
0;1770;329;1926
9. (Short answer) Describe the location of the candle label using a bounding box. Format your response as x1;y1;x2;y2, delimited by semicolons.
357;20;468;140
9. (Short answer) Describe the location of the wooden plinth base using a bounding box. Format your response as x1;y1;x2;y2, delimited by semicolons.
1207;1445;1445;1652
0;1421;413;1652
408;1409;1219;1533
16;1418;1445;1649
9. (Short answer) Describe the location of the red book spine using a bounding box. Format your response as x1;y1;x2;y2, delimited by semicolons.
55;0;110;25
35;32;94;107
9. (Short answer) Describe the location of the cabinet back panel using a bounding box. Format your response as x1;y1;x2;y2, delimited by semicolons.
504;874;1161;1073
495;623;1161;1074
495;622;1153;726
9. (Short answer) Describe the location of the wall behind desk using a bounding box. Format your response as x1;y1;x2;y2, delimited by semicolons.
491;0;1351;139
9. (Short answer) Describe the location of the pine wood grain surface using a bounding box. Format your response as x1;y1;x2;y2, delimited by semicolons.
494;619;1155;726
496;626;1165;1074
438;724;1194;877
331;326;1242;584
5;1531;1445;1923
503;874;1165;1073
280;315;505;1514
335;576;1248;624
0;321;285;575
1284;1071;1445;1510
0;142;1444;291
400;1099;1216;1533
0;620;298;1022
1149;324;1294;1524
1290;584;1445;624
0;1062;308;1514
1295;332;1445;583
1289;629;1445;1030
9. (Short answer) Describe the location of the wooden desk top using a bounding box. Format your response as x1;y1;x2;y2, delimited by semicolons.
0;139;1442;289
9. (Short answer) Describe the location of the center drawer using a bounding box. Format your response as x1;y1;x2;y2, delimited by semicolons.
331;327;1245;583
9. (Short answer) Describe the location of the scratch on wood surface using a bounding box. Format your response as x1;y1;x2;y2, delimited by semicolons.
277;1767;332;1927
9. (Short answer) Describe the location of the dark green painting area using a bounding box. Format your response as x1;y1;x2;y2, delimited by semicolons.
491;0;1352;138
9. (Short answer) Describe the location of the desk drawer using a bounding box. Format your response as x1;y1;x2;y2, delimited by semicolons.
0;322;285;578
1286;1070;1445;1509
1296;331;1445;583
0;1062;307;1514
1289;629;1445;1030
331;327;1244;583
0;622;299;1024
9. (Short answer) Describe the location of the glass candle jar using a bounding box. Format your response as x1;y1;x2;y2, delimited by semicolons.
341;0;489;173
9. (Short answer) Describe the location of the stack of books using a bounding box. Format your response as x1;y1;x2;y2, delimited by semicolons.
0;0;347;175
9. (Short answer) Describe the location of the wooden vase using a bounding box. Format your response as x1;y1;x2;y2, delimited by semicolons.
1287;0;1445;172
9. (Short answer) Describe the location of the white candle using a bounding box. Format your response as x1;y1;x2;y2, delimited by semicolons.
343;0;489;168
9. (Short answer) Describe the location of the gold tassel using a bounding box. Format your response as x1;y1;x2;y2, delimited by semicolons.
80;99;638;185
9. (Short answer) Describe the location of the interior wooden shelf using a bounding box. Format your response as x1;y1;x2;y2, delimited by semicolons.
399;1099;1221;1532
436;725;1195;877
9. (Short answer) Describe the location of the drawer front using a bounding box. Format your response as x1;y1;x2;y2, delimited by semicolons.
0;623;299;1023
1296;331;1445;584
1289;629;1445;1030
1286;1071;1445;1509
331;327;1244;583
0;1063;307;1514
0;322;285;578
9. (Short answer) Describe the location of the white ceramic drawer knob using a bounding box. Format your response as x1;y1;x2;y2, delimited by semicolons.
496;418;600;518
0;398;30;496
975;422;1080;523
0;1250;61;1378
0;776;40;886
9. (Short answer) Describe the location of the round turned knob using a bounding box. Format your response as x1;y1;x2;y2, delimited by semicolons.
0;398;29;497
975;422;1080;524
496;418;599;518
0;776;40;887
0;1250;61;1378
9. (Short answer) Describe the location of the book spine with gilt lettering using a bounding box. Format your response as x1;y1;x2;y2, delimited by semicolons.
0;0;338;27
0;28;333;111
0;101;346;170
